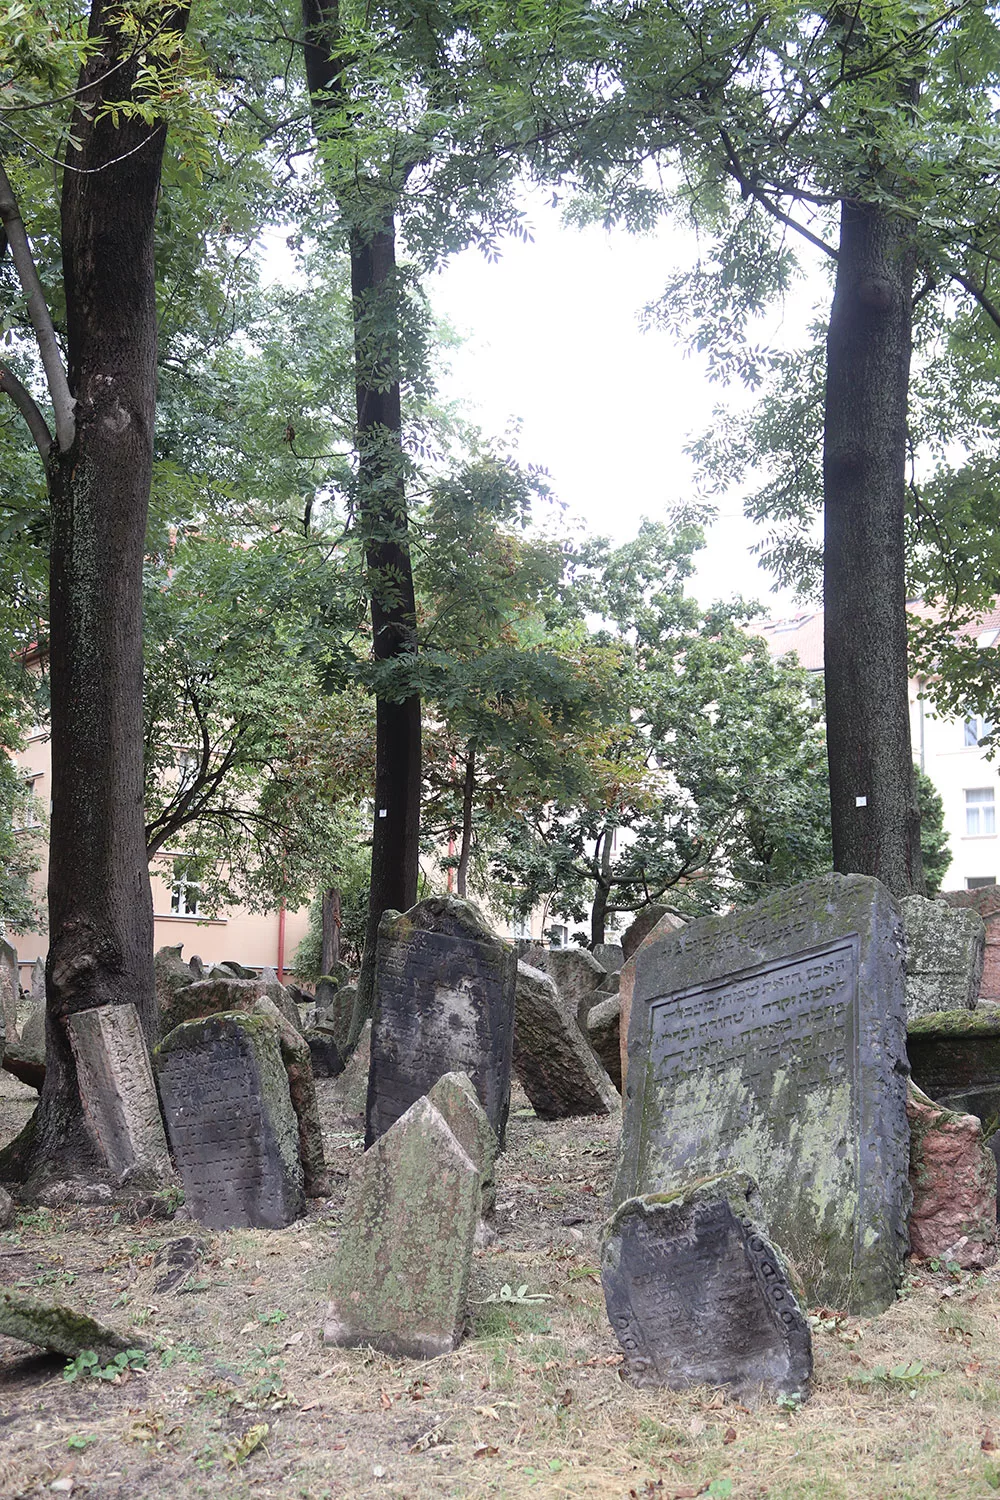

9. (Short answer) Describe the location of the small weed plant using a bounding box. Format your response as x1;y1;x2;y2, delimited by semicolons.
63;1348;148;1383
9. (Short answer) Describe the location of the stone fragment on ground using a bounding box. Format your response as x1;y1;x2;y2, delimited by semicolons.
602;1174;812;1403
368;896;515;1147
907;1081;998;1268
901;895;984;1018
0;1287;140;1362
908;1008;1000;1127
152;1235;209;1294
586;993;623;1092
155;1011;305;1229
322;1095;480;1358
427;1070;498;1213
617;874;910;1315
66;1003;172;1187
513;961;619;1118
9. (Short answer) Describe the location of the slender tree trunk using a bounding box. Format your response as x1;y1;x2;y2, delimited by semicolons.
321;886;342;973
823;197;924;898
302;5;422;1041
456;739;477;898
590;829;613;945
2;0;190;1194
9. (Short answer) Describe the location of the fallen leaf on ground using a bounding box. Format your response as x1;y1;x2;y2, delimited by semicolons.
723;1427;737;1444
473;1444;499;1459
983;1428;997;1452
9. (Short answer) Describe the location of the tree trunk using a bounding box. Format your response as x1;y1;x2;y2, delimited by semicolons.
302;7;422;1041
456;739;477;898
823;197;924;898
0;1;188;1194
590;829;613;946
321;886;342;973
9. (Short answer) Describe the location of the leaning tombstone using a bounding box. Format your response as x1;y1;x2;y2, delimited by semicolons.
66;1005;172;1185
367;896;516;1147
901;896;984;1018
536;947;606;1028
602;1174;812;1403
30;954;46;1005
592;942;624;974
155;1013;305;1229
0;938;19;1047
330;1020;371;1123
427;1070;498;1213
321;1095;479;1357
513;962;619;1119
586;993;623;1092
616;874;910;1314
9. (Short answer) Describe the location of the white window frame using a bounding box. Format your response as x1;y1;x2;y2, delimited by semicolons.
170;867;202;916
965;787;996;838
13;772;43;831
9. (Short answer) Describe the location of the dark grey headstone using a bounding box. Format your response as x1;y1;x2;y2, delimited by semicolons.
908;1009;1000;1127
593;942;625;973
367;897;516;1147
616;874;910;1315
66;1004;172;1185
513;961;619;1118
587;993;623;1092
602;1176;811;1402
155;1013;304;1229
307;1026;344;1079
314;976;354;1048
537;947;606;1028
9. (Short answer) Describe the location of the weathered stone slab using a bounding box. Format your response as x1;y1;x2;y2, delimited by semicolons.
66;1005;172;1185
593;943;625;973
0;938;19;1049
943;886;1000;1003
907;1082;997;1269
622;905;674;961
619;911;688;1091
901;896;984;1018
155;1013;304;1229
616;874;910;1314
314;976;354;1049
0;1288;140;1362
908;1009;1000;1130
368;897;516;1147
0;1185;13;1230
513;961;619;1119
331;1020;371;1122
535;947;607;1028
602;1175;811;1402
322;1096;479;1358
30;954;45;1004
587;993;623;1092
427;1070;498;1214
307;1025;344;1079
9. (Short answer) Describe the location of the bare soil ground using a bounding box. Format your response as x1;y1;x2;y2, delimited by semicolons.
3;1070;1000;1500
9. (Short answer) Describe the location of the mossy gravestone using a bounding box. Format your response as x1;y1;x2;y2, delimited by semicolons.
367;897;516;1147
67;1004;172;1186
155;1013;304;1229
616;874;910;1314
602;1175;812;1403
322;1095;480;1358
907;1009;1000;1128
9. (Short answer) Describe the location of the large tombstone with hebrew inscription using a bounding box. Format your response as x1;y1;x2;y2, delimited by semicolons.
367;896;516;1148
615;874;910;1314
155;1013;304;1229
67;1005;172;1185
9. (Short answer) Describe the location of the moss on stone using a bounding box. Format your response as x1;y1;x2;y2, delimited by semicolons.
908;1010;1000;1038
0;1288;139;1361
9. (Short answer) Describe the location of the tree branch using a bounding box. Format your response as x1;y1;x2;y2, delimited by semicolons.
718;128;838;262
951;268;1000;335
0;362;52;458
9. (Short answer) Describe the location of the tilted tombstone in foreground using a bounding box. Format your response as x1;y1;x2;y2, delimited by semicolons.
367;896;516;1147
322;1095;480;1358
155;1012;305;1229
602;1174;812;1402
66;1004;172;1186
615;874;910;1315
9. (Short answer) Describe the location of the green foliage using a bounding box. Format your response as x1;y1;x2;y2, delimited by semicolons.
63;1348;148;1383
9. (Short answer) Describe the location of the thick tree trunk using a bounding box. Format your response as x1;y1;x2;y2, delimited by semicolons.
823;197;924;898
1;1;188;1193
321;886;342;973
302;9;422;1041
456;740;477;898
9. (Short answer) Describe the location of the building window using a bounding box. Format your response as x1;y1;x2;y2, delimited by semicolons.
13;773;43;831
965;715;994;747
170;866;201;916
548;923;568;949
966;788;996;837
968;876;997;889
177;751;198;793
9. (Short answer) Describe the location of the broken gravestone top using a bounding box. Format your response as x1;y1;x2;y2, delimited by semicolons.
368;896;516;1147
322;1095;480;1358
900;896;984;1018
616;874;910;1315
907;1007;1000;1127
0;1288;140;1363
155;1012;304;1229
602;1173;812;1403
513;961;619;1119
66;1004;172;1187
907;1081;998;1269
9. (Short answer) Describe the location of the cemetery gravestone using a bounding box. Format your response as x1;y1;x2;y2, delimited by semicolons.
593;943;625;973
426;1070;498;1214
367;896;516;1147
602;1174;812;1402
0;938;19;1047
322;1095;479;1357
67;1005;172;1184
513;961;619;1118
155;1013;304;1229
616;874;910;1314
900;896;984;1018
907;1009;1000;1125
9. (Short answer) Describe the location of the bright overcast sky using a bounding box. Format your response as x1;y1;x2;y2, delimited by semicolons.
430;195;820;614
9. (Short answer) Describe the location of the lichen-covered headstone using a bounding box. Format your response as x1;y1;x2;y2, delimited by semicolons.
901;896;984;1018
908;1009;1000;1129
427;1070;498;1213
0;1288;139;1362
322;1096;479;1358
602;1175;811;1403
619;911;687;1091
155;1013;304;1229
66;1004;172;1185
534;947;607;1028
367;897;515;1147
616;874;910;1314
907;1081;997;1268
513;961;619;1119
0;937;19;1049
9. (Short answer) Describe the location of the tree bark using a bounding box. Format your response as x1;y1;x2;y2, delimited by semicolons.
456;739;477;898
590;828;613;946
1;0;189;1192
302;4;422;1041
823;196;924;897
321;885;342;972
